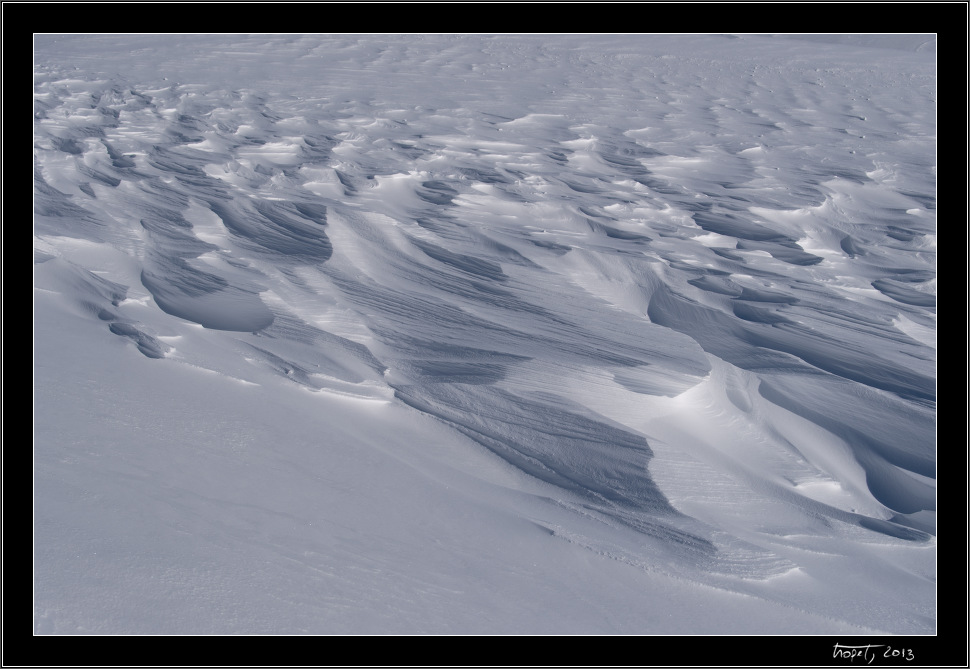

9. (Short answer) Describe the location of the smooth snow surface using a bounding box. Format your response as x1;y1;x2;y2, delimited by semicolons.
34;34;936;635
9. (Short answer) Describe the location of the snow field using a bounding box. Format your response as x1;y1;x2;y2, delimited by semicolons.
34;34;935;634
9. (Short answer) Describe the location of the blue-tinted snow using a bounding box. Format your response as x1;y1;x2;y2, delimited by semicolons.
34;34;935;634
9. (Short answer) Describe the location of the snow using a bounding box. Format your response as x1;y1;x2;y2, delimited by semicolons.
34;34;935;635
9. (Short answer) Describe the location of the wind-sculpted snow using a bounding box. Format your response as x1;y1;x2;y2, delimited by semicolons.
34;35;935;634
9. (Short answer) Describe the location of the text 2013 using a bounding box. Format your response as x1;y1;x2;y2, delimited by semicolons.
833;644;915;663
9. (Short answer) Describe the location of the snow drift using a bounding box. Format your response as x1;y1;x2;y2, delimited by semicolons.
34;34;936;635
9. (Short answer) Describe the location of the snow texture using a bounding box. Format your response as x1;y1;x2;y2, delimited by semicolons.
34;34;936;635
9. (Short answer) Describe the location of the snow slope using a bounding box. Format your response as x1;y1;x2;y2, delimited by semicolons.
34;34;936;635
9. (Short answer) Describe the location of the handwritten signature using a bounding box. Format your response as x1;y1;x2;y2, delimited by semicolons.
833;644;915;663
